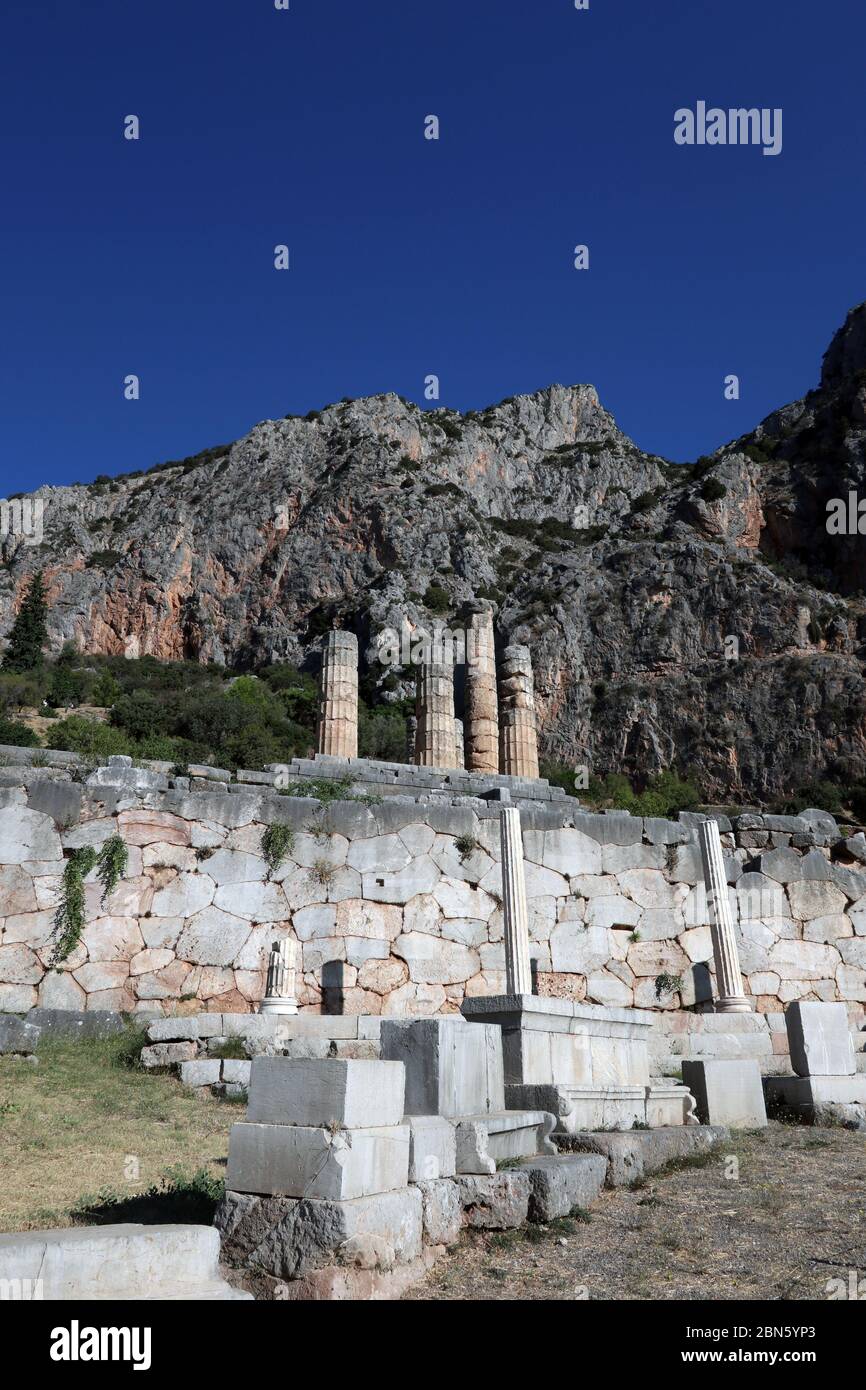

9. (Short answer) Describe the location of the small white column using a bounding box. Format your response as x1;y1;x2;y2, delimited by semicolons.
698;820;751;1014
500;806;532;995
260;938;299;1015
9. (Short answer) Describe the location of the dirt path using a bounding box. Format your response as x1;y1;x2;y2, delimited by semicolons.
406;1125;866;1301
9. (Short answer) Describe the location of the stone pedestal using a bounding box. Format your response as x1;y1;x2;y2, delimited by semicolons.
500;807;532;995
317;630;358;759
415;660;457;768
498;645;539;779
681;1059;767;1129
259;939;299;1016
697;820;751;1014
461;994;694;1132
464;608;499;773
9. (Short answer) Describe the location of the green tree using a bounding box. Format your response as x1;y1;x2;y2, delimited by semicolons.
2;572;49;672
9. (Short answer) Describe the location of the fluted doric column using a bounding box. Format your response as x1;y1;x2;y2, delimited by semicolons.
415;659;457;768
501;806;532;995
317;630;358;758
260;938;298;1015
464;607;499;773
498;644;540;779
698;820;751;1014
406;714;418;764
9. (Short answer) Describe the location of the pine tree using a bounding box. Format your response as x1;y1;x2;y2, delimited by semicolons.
2;571;49;672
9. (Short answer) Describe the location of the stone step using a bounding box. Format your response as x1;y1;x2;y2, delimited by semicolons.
563;1123;730;1188
0;1222;251;1301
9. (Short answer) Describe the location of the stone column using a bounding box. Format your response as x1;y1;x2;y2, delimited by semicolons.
415;660;457;767
260;938;298;1015
500;806;532;995
464;607;499;772
406;715;418;765
317;630;358;758
498;644;540;779
454;718;465;769
698;820;751;1014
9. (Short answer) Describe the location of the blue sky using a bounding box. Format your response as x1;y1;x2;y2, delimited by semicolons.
1;0;864;495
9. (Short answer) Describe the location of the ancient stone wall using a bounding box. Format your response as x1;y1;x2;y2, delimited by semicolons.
1;748;865;1044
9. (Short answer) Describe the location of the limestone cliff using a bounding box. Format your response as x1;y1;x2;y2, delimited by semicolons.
3;304;866;801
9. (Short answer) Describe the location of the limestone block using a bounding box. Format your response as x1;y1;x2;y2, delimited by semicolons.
180;1059;221;1088
82;916;144;963
764;1072;866;1117
681;1060;767;1128
347;835;411;873
197;849;268;884
222;1060;252;1085
225;1122;409;1200
601;841;666;874
803;914;852;943
585;969;634;1007
415;1178;461;1245
569;1124;729;1187
362;857;440;904
140;1041;198;1068
455;1110;555;1172
147;1013;224;1042
174;907;252;966
0;865;37;915
785;1001;855;1077
519;1153;607;1221
247;1058;405;1128
433;878;497;920
454;1173;531;1229
768;938;841;980
0;1014;40;1054
38;970;86;1011
0;807;62;864
393;932;479;985
586;895;641;930
380;1017;505;1118
549;922;611;974
2;910;55;949
214;879;287;920
786;879;847;920
837;964;866;1001
215;1187;423;1279
840;938;866;968
334;898;402;941
528;827;602;876
406;1115;457;1181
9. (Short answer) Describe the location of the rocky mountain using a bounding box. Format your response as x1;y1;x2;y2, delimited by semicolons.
3;303;866;802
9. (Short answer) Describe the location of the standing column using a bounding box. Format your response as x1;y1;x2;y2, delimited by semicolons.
501;806;532;995
259;938;299;1015
415;659;457;767
464;607;500;772
698;820;751;1014
453;718;465;769
498;644;540;779
406;714;418;765
317;630;358;758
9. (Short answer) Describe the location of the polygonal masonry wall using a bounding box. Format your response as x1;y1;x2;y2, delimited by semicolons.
0;752;865;1052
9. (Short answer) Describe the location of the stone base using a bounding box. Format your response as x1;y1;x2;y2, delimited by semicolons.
764;1072;866;1124
682;1060;768;1129
274;1248;440;1301
225;1122;409;1200
455;1109;556;1174
562;1124;730;1188
259;998;299;1016
506;1081;695;1132
406;1115;457;1181
518;1153;608;1221
454;1173;531;1229
415;1178;462;1245
215;1186;423;1279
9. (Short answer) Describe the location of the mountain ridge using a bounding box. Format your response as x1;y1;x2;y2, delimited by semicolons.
3;301;866;802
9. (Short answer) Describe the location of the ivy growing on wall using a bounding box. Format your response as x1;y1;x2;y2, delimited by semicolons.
261;824;295;878
51;835;129;967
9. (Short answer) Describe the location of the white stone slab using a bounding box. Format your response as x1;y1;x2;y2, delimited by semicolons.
247;1058;405;1128
681;1059;767;1129
406;1115;457;1181
785;1001;855;1077
225;1122;409;1200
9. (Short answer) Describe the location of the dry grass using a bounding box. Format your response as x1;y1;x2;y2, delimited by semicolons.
0;1028;235;1232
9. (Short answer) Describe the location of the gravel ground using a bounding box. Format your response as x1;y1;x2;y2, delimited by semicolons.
406;1124;866;1301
